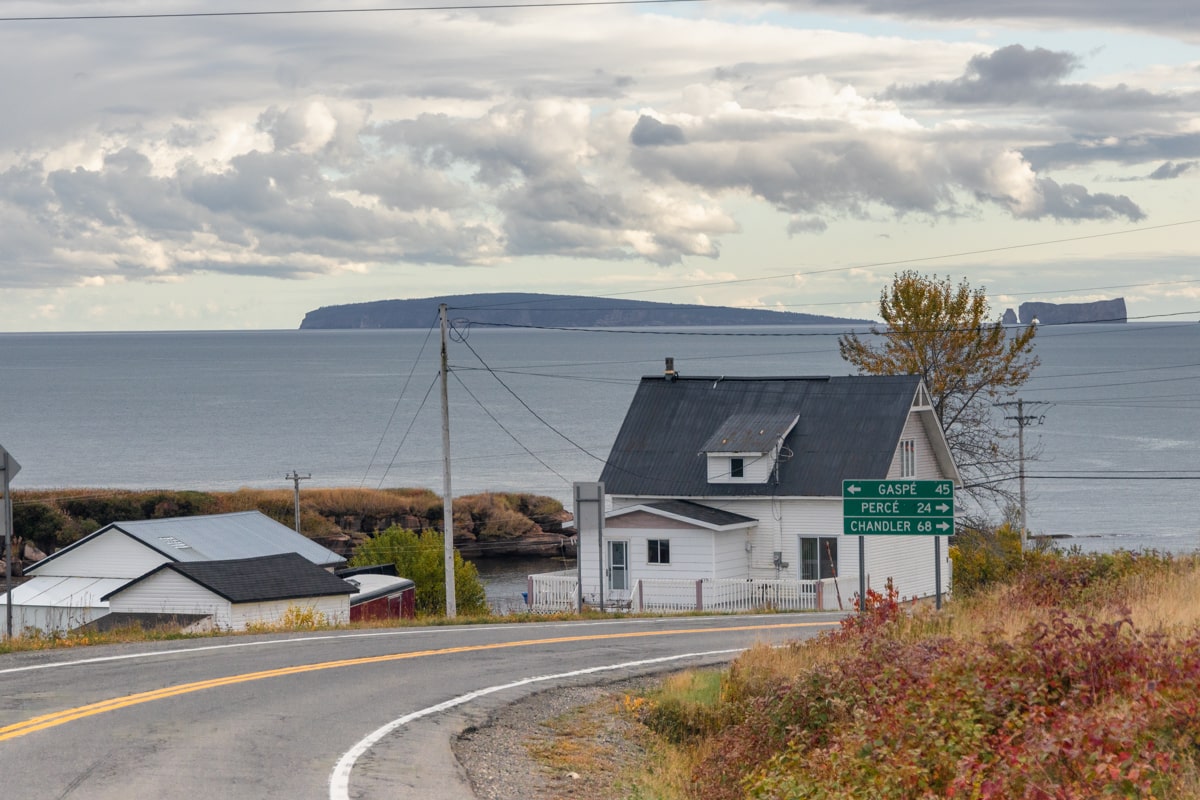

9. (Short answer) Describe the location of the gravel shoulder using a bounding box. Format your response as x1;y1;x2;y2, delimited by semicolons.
453;677;661;800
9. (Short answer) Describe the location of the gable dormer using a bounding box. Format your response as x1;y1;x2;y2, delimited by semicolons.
701;412;799;485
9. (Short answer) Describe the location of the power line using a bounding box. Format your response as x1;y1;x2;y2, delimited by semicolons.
360;314;440;488
0;0;704;23
451;371;571;485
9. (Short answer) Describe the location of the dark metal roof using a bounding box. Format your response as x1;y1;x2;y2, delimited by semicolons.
627;500;758;529
599;374;921;498
104;552;358;604
701;412;799;453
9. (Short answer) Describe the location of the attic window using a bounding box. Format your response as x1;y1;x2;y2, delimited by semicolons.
157;536;191;550
730;457;744;479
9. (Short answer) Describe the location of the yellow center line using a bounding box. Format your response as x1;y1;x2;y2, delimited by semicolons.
0;621;829;742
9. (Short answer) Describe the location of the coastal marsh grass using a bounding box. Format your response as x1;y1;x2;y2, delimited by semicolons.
618;549;1200;800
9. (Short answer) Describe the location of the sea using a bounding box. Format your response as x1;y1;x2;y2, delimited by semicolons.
1;322;1198;564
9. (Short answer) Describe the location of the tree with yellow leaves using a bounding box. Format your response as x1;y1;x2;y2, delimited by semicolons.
838;271;1038;505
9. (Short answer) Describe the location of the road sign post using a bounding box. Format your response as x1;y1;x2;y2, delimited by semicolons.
843;479;955;613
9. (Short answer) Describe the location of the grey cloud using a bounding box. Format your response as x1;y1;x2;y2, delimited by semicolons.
630;124;1145;224
630;115;686;147
1025;133;1200;170
888;44;1172;109
1028;177;1145;221
787;216;828;235
780;1;1200;40
1149;161;1198;179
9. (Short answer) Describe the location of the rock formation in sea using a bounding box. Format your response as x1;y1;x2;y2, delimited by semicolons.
1000;298;1127;325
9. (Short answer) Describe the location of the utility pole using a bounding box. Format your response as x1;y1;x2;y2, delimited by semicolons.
1;445;21;641
996;399;1049;548
440;304;457;618
286;470;310;534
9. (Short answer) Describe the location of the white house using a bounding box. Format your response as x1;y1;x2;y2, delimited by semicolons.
101;552;357;632
1;511;345;634
558;369;961;612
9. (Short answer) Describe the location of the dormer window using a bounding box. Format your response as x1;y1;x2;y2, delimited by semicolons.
702;412;799;485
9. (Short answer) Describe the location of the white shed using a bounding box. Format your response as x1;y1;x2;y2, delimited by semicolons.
1;511;345;635
102;552;357;632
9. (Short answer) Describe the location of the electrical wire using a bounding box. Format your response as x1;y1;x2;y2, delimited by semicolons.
360;313;440;488
375;371;441;489
451;370;572;485
0;0;705;23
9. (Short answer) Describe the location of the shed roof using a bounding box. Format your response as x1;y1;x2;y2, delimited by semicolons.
104;552;358;604
30;511;344;574
701;412;800;454
609;500;758;530
599;374;926;498
0;576;128;609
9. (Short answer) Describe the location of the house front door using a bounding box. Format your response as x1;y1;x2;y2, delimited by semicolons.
608;540;628;592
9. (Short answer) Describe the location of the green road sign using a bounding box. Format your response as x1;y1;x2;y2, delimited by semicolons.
842;479;954;535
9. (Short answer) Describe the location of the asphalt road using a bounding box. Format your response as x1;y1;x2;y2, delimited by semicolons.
0;613;842;800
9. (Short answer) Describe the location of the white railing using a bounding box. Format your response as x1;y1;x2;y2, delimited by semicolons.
525;570;578;613
524;574;835;615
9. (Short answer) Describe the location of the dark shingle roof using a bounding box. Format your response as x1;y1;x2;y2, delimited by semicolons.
104;552;358;604
630;500;758;529
599;374;921;498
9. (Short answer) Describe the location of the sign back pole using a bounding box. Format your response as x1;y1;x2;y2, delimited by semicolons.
2;447;21;641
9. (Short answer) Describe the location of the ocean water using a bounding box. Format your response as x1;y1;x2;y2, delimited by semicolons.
1;322;1198;554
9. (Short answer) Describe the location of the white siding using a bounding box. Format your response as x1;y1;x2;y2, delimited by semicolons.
31;529;168;579
863;535;951;601
108;570;227;619
228;597;349;629
706;451;775;484
888;413;948;480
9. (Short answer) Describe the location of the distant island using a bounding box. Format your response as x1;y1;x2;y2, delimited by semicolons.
299;293;872;329
1001;298;1127;325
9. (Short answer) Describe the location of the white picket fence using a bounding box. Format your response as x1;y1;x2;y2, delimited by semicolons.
524;572;840;614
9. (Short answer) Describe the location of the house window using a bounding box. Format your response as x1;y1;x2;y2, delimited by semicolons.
900;438;916;477
648;539;670;564
799;536;838;581
730;457;744;478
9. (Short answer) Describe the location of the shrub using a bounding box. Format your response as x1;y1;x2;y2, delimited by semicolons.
350;526;488;616
948;522;1023;596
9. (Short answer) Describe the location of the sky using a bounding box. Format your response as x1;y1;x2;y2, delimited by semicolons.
0;0;1198;332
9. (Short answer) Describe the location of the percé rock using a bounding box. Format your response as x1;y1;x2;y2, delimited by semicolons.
299;292;870;329
1020;298;1126;325
1001;298;1127;325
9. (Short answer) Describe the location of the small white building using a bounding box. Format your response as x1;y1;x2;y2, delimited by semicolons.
1;511;345;634
554;369;961;612
102;552;357;632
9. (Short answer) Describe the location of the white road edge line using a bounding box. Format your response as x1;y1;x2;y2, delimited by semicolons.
328;648;743;800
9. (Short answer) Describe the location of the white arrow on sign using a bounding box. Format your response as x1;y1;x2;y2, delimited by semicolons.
935;503;950;513
936;521;951;532
845;484;861;495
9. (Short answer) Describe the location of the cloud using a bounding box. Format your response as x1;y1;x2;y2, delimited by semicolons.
887;45;1177;109
0;5;1184;296
780;1;1200;41
630;115;686;146
1149;161;1198;179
